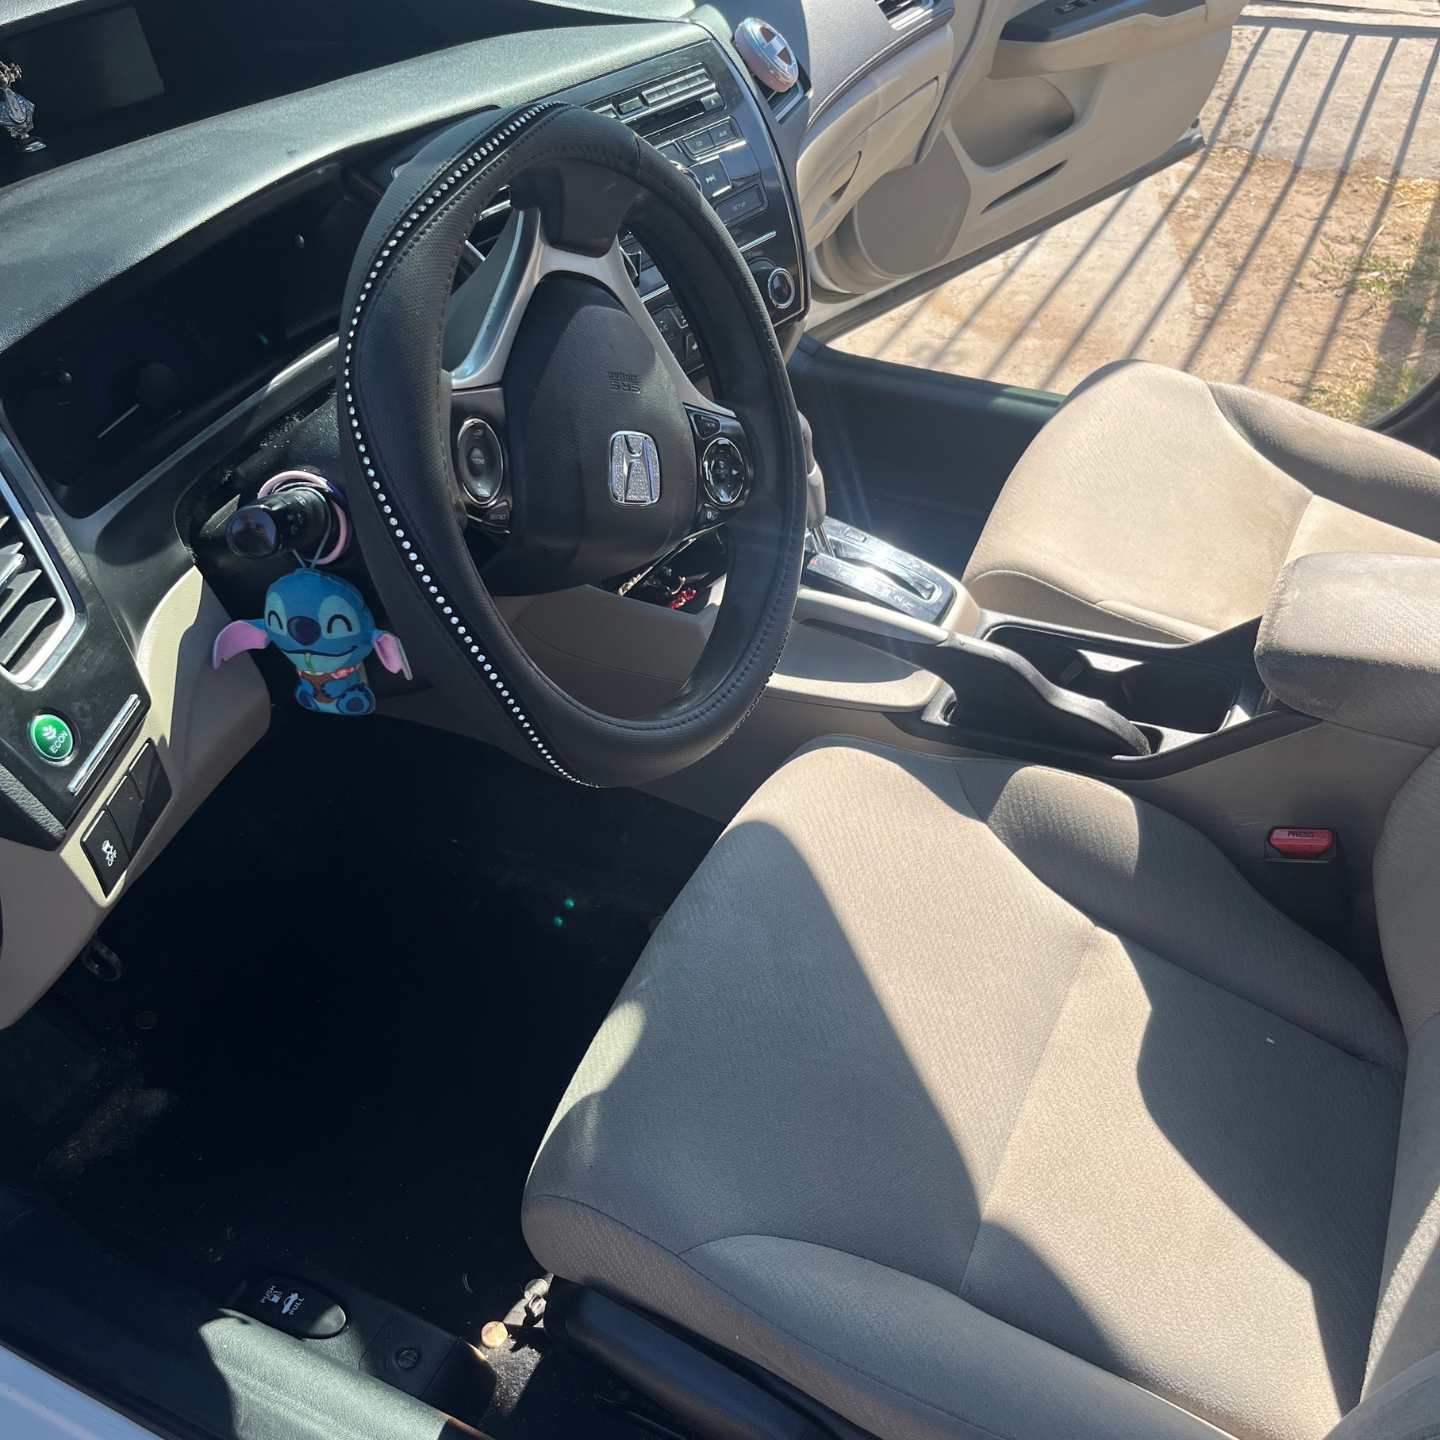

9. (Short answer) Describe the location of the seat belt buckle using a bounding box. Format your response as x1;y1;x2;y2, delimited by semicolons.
1266;827;1336;861
1262;827;1348;947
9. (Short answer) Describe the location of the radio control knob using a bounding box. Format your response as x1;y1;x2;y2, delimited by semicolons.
749;259;797;312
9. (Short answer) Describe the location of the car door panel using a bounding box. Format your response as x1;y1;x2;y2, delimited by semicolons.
803;0;1240;309
993;0;1243;75
795;23;954;242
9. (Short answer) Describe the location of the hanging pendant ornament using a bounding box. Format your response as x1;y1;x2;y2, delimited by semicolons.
211;570;411;716
0;62;44;153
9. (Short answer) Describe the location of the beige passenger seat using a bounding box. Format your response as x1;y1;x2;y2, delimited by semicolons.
524;549;1440;1440
962;359;1440;642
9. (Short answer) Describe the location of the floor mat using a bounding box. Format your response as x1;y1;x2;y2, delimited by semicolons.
0;707;720;1435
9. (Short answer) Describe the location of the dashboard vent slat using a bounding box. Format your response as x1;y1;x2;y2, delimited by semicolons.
877;0;930;19
0;565;43;628
0;543;26;592
0;594;58;670
0;483;73;680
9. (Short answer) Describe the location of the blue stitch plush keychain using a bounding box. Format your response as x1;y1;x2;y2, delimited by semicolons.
212;569;411;716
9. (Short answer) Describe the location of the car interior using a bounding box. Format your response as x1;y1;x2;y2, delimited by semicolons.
2;2;1440;1440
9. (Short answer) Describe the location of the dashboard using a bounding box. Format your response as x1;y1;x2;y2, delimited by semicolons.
0;0;954;1026
0;11;805;830
1;47;800;524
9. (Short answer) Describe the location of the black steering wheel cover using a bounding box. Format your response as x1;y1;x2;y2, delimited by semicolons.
338;103;806;787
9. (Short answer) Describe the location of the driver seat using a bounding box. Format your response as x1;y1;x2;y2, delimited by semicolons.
524;737;1440;1440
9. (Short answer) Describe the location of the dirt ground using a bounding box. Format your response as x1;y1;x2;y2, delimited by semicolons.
835;10;1440;421
1158;150;1440;420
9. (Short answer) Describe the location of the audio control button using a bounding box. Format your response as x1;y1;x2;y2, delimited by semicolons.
692;158;731;198
722;144;759;181
702;438;748;508
714;186;765;225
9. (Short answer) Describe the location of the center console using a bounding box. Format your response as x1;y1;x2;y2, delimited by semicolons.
790;430;1310;779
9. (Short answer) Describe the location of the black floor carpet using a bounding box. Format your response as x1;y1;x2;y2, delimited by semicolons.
0;707;720;1436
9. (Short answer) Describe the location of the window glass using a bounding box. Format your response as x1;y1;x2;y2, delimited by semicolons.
834;13;1440;423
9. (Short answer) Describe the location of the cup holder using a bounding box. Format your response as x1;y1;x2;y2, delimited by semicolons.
986;626;1238;735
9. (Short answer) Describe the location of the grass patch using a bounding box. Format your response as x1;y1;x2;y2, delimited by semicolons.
1313;233;1440;332
1307;191;1440;421
1307;358;1434;424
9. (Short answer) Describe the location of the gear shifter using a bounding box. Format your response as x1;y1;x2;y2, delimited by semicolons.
798;412;955;625
799;412;833;558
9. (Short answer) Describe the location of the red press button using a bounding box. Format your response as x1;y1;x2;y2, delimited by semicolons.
1268;827;1335;858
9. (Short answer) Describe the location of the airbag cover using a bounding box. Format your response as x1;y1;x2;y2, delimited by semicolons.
489;274;695;594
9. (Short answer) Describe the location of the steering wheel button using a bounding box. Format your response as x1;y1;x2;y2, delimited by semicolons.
28;712;74;762
455;417;505;504
690;410;721;439
703;438;748;507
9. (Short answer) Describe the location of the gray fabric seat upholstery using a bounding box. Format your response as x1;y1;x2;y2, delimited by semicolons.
961;360;1440;642
523;736;1440;1440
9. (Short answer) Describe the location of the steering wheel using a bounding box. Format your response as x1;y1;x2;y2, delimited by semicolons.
338;103;807;787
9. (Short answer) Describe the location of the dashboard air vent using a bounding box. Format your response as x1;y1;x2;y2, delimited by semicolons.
0;484;72;680
877;0;931;21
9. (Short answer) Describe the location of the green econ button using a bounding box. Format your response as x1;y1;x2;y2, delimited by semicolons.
29;713;74;762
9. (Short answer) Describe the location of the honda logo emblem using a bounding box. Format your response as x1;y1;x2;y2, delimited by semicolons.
608;431;661;506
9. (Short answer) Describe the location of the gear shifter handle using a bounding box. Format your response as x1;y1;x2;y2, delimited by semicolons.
797;412;832;555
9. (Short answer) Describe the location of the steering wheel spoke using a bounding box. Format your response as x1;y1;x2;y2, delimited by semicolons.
447;206;732;425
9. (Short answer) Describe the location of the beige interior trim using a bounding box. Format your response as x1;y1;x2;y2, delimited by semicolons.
481;578;972;720
0;568;270;1029
991;5;1218;78
796;25;954;246
490;584;721;719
